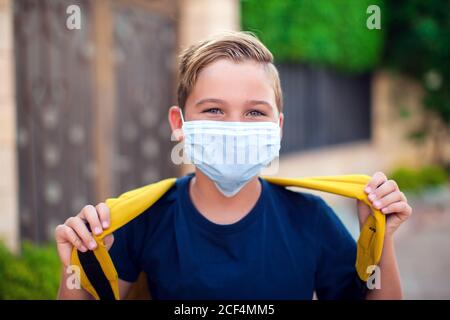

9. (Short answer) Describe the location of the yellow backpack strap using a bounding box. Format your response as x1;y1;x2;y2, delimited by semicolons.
70;178;177;300
261;175;385;282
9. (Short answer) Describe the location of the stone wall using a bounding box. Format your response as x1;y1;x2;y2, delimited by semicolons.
0;0;19;252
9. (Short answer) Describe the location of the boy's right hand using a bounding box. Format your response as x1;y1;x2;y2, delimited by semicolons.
54;203;114;266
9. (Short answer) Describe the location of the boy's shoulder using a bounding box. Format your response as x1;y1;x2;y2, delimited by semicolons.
262;179;341;240
263;179;346;239
262;178;330;214
117;177;182;228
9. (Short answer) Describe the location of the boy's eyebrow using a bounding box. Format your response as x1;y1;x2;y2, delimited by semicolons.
194;98;226;107
245;100;273;109
194;98;274;109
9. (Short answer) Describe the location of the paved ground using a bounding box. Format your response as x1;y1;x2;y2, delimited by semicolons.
394;190;450;299
329;186;450;299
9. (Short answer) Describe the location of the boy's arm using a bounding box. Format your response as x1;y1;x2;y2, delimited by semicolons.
57;270;133;300
359;171;413;300
57;268;93;300
365;236;402;299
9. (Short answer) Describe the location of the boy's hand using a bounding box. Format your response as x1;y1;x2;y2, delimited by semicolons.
357;171;412;238
54;203;114;267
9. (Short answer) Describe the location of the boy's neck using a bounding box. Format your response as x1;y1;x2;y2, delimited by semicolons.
188;170;262;225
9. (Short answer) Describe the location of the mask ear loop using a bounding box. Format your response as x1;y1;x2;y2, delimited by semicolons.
177;107;186;143
179;107;185;126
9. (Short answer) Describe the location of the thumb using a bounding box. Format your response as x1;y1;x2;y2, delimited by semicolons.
56;242;73;267
357;199;372;230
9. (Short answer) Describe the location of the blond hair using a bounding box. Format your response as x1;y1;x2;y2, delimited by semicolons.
177;31;283;111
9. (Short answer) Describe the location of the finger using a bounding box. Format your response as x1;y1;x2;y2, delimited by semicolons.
65;217;97;250
399;191;407;202
80;205;103;236
381;201;411;215
368;180;398;203
365;171;387;194
103;234;114;251
372;190;403;210
95;202;110;229
64;225;88;252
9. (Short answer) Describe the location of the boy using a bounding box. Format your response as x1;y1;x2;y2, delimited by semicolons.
55;32;412;299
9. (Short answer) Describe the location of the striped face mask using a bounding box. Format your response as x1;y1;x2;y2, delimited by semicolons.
182;114;281;197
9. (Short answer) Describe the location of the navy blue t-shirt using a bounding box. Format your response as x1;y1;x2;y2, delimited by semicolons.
109;174;367;300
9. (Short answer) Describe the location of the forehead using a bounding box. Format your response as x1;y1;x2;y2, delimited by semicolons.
187;59;276;105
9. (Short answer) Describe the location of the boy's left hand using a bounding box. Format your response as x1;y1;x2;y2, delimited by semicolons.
357;171;412;238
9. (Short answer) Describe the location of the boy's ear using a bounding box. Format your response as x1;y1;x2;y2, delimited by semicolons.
168;106;184;141
279;112;284;139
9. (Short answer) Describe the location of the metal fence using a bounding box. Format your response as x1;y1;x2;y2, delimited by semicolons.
278;64;372;154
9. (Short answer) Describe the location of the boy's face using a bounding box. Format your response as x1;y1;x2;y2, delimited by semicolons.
169;59;283;135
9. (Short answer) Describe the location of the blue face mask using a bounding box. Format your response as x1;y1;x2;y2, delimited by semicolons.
181;113;281;197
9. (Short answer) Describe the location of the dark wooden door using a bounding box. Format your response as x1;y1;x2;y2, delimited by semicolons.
14;0;178;243
112;1;178;194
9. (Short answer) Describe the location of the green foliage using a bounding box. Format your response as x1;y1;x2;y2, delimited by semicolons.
389;167;422;193
418;165;449;188
384;0;450;125
389;165;449;194
0;241;61;299
241;0;385;73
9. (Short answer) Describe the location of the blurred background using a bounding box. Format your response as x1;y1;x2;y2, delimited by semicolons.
0;0;449;299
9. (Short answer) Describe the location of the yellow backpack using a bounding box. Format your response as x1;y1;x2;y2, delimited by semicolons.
70;175;385;300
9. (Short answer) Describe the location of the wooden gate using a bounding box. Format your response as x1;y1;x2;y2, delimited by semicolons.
13;0;178;243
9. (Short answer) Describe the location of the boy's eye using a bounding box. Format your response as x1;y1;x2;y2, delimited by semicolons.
203;107;223;115
247;109;265;117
